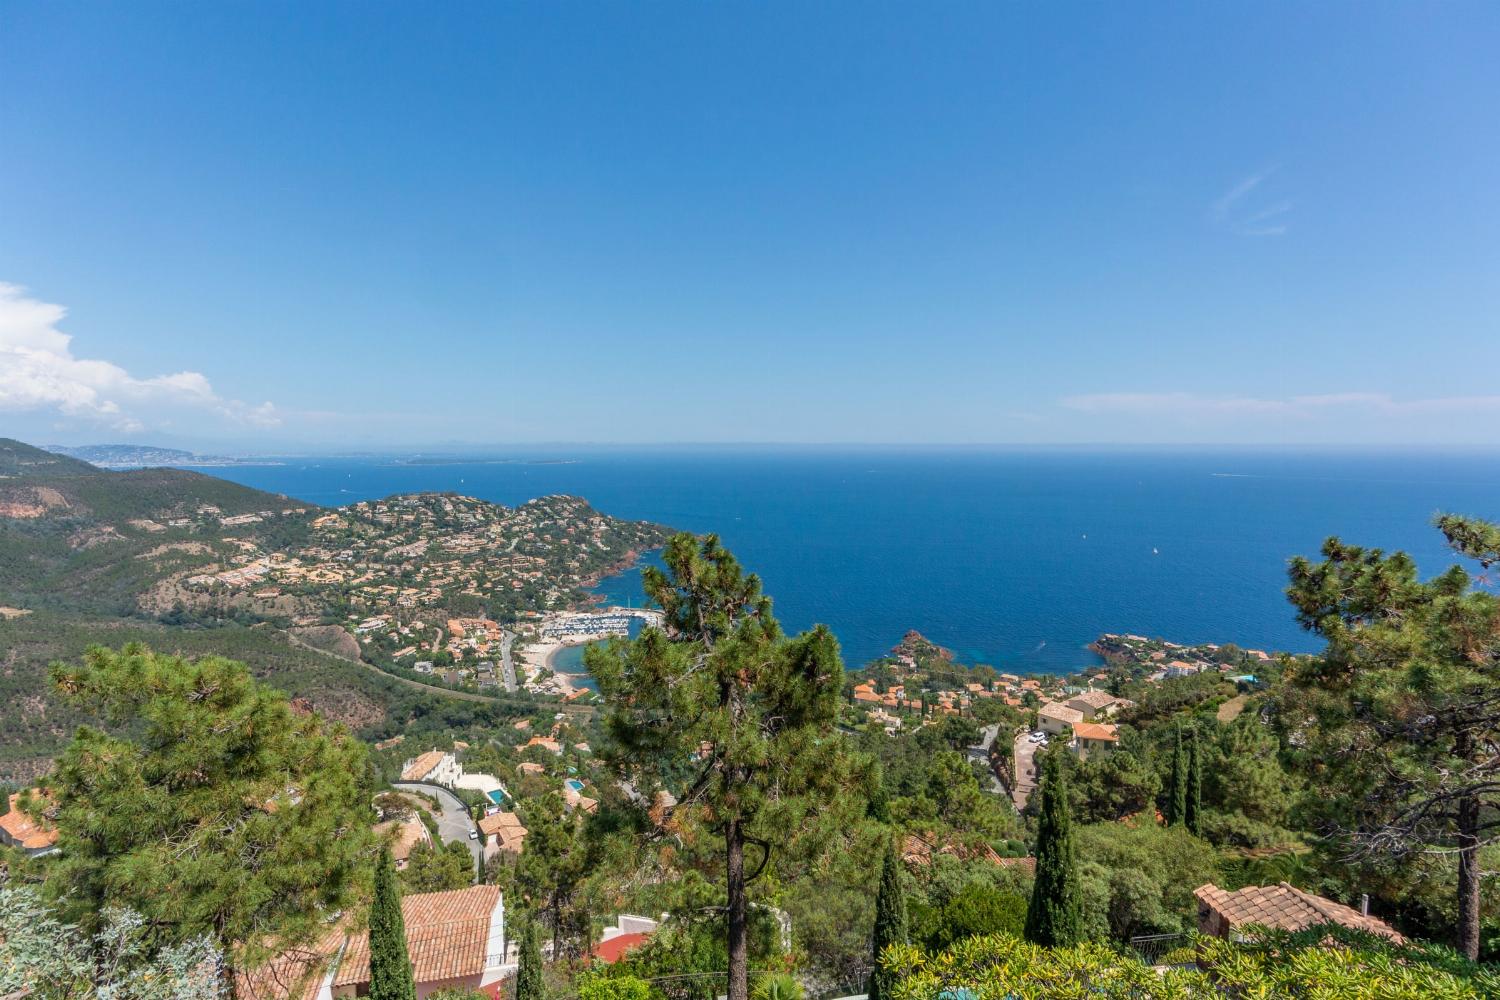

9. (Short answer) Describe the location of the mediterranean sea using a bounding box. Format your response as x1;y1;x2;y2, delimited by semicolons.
199;448;1500;675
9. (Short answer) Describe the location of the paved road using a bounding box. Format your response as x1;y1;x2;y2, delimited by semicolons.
1011;731;1040;811
499;629;519;692
394;782;481;874
285;630;514;705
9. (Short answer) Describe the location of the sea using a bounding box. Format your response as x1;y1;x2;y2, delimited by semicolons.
197;447;1500;677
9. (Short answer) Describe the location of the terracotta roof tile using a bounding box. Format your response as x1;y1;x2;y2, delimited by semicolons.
374;819;429;862
1072;722;1119;741
1194;882;1404;942
336;885;503;987
0;791;58;850
401;750;447;781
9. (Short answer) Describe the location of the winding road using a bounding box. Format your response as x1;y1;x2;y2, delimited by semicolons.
394;781;481;873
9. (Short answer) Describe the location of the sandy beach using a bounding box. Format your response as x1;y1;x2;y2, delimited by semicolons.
518;635;599;696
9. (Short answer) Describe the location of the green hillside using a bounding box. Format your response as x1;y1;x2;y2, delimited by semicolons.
0;436;665;774
0;437;314;616
0;438;98;477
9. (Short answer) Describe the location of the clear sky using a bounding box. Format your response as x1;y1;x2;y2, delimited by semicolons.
2;3;1498;449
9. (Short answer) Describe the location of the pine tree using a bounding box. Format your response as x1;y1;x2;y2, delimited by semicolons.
1024;750;1081;947
1184;729;1203;836
369;848;415;1000
1284;514;1500;959
515;917;544;1000
868;839;908;1000
1167;727;1187;826
588;533;847;1000
45;645;377;981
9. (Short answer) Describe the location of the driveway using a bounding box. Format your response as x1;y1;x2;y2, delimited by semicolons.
394;782;481;874
1011;731;1040;811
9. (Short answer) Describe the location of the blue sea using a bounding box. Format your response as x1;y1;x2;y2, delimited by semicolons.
199;448;1500;675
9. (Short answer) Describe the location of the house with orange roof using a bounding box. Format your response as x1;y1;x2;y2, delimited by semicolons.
0;790;59;856
1071;721;1119;760
1037;701;1084;736
1194;882;1403;943
238;885;509;1000
479;810;529;860
400;750;462;786
525;736;563;755
374;818;431;870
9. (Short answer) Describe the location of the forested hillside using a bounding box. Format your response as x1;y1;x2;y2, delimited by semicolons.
0;437;667;771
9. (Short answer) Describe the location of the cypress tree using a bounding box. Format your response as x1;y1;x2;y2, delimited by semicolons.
868;838;908;1000
369;848;415;1000
515;916;544;1000
1167;727;1187;826
1184;729;1203;836
1024;750;1081;947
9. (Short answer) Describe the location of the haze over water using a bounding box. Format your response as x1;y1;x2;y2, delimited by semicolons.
204;448;1500;674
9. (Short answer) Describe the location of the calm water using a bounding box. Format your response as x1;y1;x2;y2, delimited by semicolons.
200;448;1500;674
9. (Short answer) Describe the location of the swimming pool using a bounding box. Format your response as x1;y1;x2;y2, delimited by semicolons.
487;788;507;805
565;779;585;793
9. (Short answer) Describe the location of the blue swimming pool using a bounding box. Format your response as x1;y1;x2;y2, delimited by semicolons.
565;779;584;793
487;788;507;805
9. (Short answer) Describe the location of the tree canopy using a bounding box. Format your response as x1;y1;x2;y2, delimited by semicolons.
1282;514;1500;958
587;532;851;1000
43;644;379;975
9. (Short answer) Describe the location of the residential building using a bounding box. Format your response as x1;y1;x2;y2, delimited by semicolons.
401;750;463;786
1066;688;1123;720
0;791;59;856
1037;701;1084;735
374;818;431;870
239;885;509;1000
479;810;529;861
1071;721;1119;760
1194;882;1404;942
592;914;661;964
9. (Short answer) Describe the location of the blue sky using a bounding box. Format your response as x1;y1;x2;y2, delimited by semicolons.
2;3;1498;449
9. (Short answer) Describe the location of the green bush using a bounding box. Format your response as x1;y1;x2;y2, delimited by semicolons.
883;925;1500;999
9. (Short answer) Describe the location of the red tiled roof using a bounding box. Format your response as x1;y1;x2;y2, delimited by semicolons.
375;819;429;862
1072;721;1119;742
901;832;1004;867
592;932;651;964
0;791;58;850
1195;882;1404;942
401;750;447;781
236;927;348;1000
336;885;502;987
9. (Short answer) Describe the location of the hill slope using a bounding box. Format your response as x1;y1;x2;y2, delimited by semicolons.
0;437;671;774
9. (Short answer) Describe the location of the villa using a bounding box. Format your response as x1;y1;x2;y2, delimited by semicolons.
1037;701;1084;735
400;750;463;786
239;885;509;1000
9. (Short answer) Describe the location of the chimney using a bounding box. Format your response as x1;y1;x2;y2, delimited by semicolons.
1360;894;1370;917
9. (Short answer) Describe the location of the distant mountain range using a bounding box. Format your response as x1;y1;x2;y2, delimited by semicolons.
42;443;275;469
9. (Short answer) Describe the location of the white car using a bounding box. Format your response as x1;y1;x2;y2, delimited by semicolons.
468;830;479;840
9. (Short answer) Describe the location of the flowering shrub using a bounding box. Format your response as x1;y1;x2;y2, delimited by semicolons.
882;925;1500;999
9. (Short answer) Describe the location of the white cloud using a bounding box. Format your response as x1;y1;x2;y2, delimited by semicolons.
1211;168;1292;237
1061;391;1500;418
0;282;279;433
